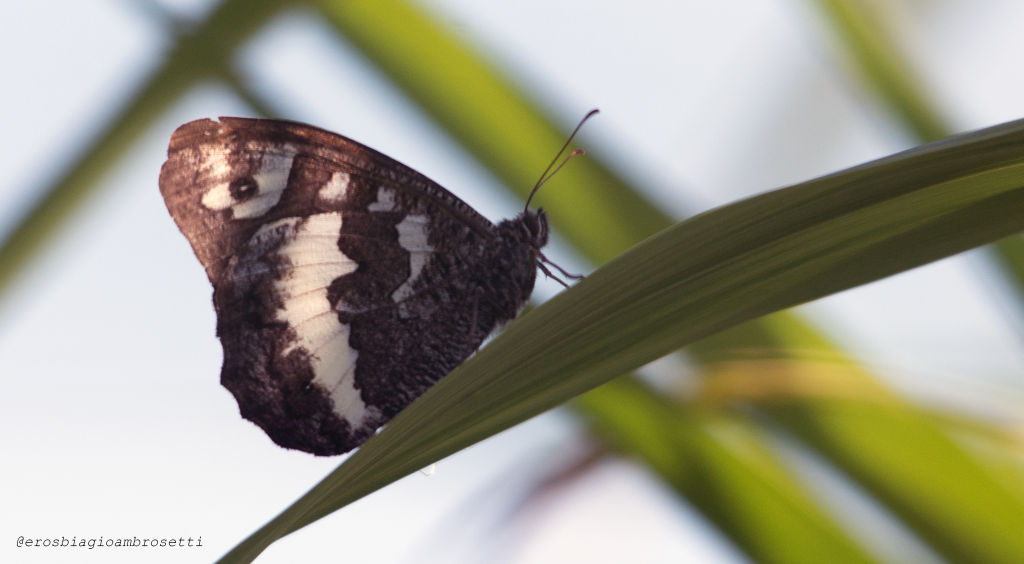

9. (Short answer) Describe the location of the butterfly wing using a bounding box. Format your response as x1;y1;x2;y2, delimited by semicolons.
159;117;541;455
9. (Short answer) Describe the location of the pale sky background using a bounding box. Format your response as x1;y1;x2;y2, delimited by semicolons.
3;1;1024;563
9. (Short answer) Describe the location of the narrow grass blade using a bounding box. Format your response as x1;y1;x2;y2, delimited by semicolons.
218;117;1024;563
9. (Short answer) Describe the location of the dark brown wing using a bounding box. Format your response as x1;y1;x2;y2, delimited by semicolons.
158;117;541;455
159;117;497;283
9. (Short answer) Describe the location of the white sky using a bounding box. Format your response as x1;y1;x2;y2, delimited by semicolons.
3;1;1024;563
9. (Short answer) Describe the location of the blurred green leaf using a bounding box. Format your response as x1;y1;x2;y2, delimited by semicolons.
810;0;1024;317
698;357;1024;563
579;377;881;564
313;0;662;263
0;0;292;305
813;0;949;142
769;398;1024;563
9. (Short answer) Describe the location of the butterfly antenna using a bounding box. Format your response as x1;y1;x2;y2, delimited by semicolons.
524;109;600;211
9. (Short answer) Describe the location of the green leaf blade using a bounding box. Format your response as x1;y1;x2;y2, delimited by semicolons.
219;116;1024;563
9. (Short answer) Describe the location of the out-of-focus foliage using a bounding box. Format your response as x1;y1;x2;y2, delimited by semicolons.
3;1;1022;563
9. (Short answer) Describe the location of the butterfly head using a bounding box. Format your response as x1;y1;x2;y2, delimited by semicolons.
519;208;550;251
511;208;581;289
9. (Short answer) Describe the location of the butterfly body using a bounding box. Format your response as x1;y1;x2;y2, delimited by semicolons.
160;117;547;455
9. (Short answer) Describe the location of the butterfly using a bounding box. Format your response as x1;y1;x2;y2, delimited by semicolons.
159;115;589;455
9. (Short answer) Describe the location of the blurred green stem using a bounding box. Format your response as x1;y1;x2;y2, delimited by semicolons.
0;0;290;308
811;0;1024;317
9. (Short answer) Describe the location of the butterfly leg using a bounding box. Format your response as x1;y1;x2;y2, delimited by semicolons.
536;251;583;288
